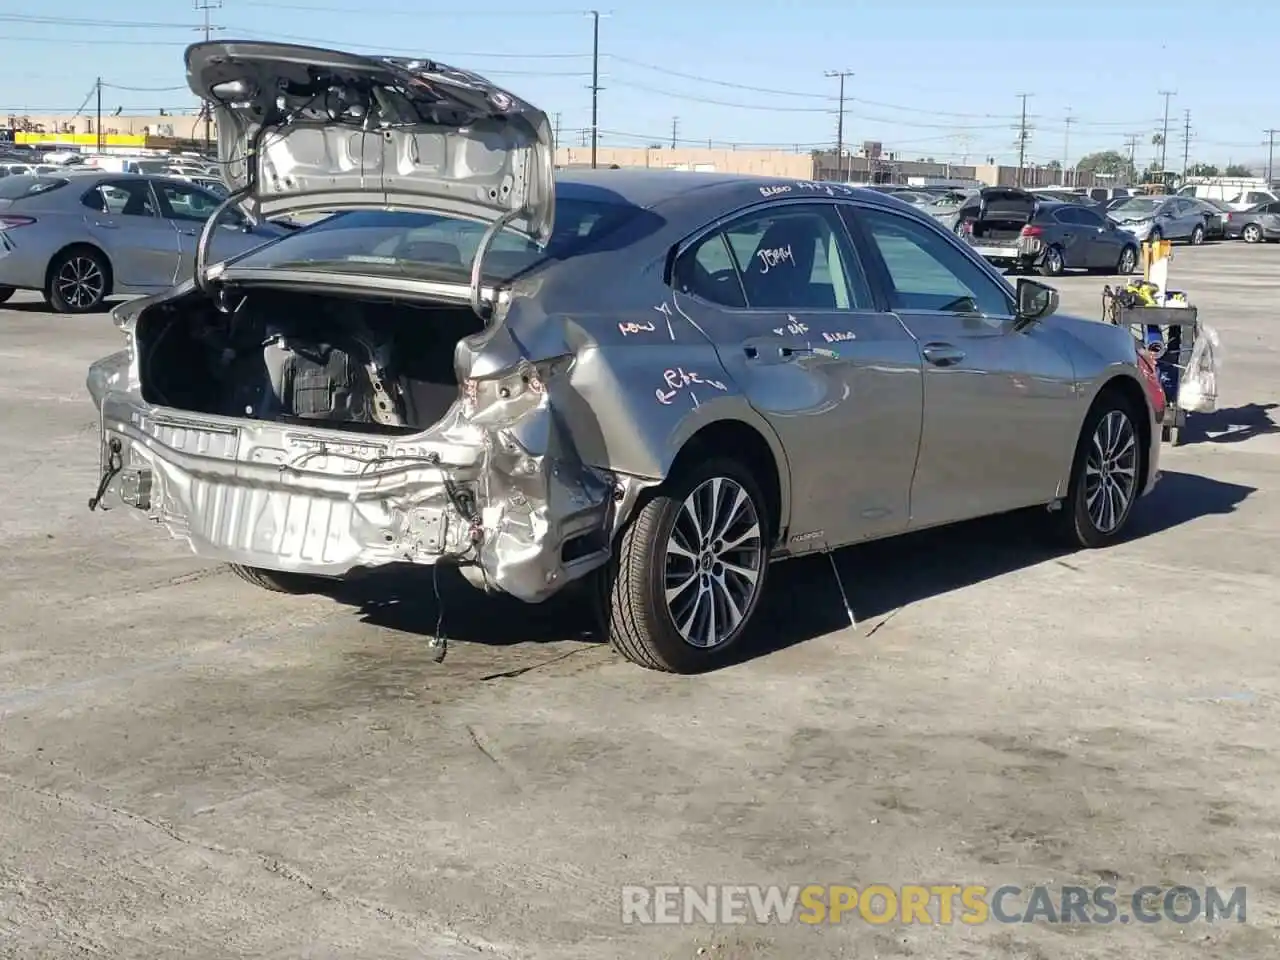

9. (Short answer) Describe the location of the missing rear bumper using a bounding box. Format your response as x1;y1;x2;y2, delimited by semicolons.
93;392;631;603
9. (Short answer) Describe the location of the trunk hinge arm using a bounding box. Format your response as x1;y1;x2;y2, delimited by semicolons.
468;208;524;321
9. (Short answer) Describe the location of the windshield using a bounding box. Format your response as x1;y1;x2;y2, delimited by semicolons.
1111;198;1162;216
229;198;641;282
0;175;68;200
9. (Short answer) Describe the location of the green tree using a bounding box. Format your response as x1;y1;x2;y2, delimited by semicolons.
1187;163;1220;177
1076;150;1129;176
1224;163;1254;177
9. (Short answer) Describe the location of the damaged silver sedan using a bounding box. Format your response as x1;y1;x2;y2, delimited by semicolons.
87;41;1164;672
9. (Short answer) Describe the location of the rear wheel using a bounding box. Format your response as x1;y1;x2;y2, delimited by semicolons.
1243;223;1263;243
0;285;14;304
1054;392;1144;549
47;247;109;314
600;457;771;673
1038;245;1065;276
227;564;331;594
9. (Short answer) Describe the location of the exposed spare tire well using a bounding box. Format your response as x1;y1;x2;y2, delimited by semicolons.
669;420;783;548
135;285;486;434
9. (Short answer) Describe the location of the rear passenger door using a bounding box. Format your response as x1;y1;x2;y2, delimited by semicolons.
80;179;181;288
1050;206;1092;268
1072;204;1122;268
672;201;923;550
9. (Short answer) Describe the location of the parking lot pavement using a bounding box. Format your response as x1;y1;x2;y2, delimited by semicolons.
1;242;1278;959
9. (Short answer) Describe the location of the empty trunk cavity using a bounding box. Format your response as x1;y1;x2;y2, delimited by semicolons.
136;287;485;434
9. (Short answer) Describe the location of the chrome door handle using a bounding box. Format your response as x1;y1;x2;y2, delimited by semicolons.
178;227;199;236
94;220;118;229
922;343;966;367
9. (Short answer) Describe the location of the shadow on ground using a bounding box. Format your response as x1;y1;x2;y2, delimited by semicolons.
1176;402;1278;445
319;470;1254;666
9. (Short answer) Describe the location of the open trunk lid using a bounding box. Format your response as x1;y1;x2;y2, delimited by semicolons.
969;186;1037;241
185;40;555;243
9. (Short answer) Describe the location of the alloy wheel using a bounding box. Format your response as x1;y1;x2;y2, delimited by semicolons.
1244;224;1261;243
1084;409;1138;534
54;256;105;310
662;477;764;649
1119;248;1137;273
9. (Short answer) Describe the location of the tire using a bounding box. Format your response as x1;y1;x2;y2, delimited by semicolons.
1116;245;1138;275
0;285;14;305
46;246;110;314
1038;245;1065;277
1190;224;1205;246
1148;227;1162;243
227;563;330;594
1243;223;1262;244
600;456;771;673
1054;391;1144;549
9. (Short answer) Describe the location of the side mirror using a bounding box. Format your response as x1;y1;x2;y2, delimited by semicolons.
1014;277;1058;329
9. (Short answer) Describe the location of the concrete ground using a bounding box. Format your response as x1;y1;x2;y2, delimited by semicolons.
1;241;1278;959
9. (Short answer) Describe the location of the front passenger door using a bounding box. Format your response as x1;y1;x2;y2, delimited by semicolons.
844;206;1079;527
672;202;923;550
151;179;265;281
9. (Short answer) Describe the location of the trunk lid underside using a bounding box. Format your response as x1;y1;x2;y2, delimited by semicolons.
185;40;555;242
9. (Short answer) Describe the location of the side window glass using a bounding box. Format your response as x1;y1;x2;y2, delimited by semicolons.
110;180;157;217
1054;207;1080;225
1076;207;1103;227
852;207;1012;317
155;181;220;222
673;231;746;309
720;205;872;311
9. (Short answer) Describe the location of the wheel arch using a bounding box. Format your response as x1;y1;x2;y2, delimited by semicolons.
1079;370;1154;494
44;242;115;298
664;414;791;547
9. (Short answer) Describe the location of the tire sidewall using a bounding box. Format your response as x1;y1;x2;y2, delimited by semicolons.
1040;246;1065;276
1065;394;1144;548
49;249;107;314
626;457;772;671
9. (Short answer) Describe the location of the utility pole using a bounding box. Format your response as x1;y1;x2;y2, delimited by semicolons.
587;10;604;169
1062;109;1073;185
1015;93;1031;186
194;0;223;151
670;116;679;149
1124;133;1139;184
95;77;102;153
1264;129;1278;183
1157;90;1175;180
1181;109;1191;178
824;69;853;181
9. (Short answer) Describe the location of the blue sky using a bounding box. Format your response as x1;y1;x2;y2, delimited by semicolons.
2;0;1277;169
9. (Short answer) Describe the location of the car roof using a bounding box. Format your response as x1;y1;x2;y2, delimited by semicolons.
553;167;897;212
